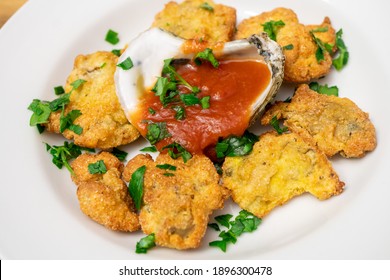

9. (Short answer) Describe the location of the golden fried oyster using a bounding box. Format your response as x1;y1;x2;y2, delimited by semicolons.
235;7;336;83
222;131;344;218
152;0;236;43
123;153;229;250
45;51;139;149
71;152;140;232
261;84;377;158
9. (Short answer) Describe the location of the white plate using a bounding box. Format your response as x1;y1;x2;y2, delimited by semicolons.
1;0;389;259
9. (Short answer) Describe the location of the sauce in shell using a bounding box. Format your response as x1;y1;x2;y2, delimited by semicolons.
131;59;271;155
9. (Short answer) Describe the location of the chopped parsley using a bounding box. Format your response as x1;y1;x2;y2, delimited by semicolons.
311;27;329;33
163;172;175;177
148;107;156;115
111;49;121;56
117;57;134;70
283;44;294;50
208;223;221;231
162;142;192;163
136;233;156;254
310;32;333;63
88;160;107;174
332;29;349;71
262;20;285;41
200;2;214;12
200;96;210;109
156;164;177;171
112;147;128;161
59;109;83;135
162;58;200;94
105;29;120;45
152;76;178;106
172;105;186;120
270;116;288;135
215;130;259;158
53;86;65;95
309;82;339;96
209;210;262;252
140;146;158;153
28;99;51;126
194;48;219;68
128;165;146;211
145;122;171;145
48;93;71;112
70;79;86;90
45;141;92;175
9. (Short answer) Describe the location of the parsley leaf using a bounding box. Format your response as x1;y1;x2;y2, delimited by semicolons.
128;165;146;211
105;29;120;45
112;147;128;161
156;164;177;171
28;99;51;126
45;141;86;175
194;48;219;68
162;58;200;94
49;93;70;111
309;82;339;96
200;2;214;12
208;223;221;231
70;79;86;90
162;142;192;163
262;20;285;41
145;122;171;145
152;77;178;106
117;57;134;70
311;27;328;33
215;131;259;158
310;32;333;63
111;49;121;56
200;96;210;109
283;44;294;50
136;233;156;254
88;160;107;174
172;105;186;120
270;116;288;135
332;29;349;70
163;172;175;177
54;86;65;95
209;210;261;252
140;146;158;153
59;109;83;134
180;93;200;106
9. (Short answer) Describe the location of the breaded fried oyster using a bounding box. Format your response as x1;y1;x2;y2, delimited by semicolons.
152;0;236;43
123;153;228;250
235;8;336;83
45;51;139;149
261;84;377;158
71;152;139;232
222;131;344;218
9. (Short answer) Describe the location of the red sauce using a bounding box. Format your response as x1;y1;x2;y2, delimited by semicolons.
131;59;271;155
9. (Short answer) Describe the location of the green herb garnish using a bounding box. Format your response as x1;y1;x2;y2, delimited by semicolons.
88;160;107;174
262;20;285;41
163;172;175;177
209;210;261;252
332;29;349;70
200;96;210;109
208;223;221;231
270;116;288;135
117;57;134;70
70;79;86;90
194;48;219;68
111;49;121;56
309;82;339;96
310;32;333;63
152;76;178;106
112;147;128;161
59;109;83;135
148;107;156;115
172;105;186;120
48;93;70;111
128;165;146;211
54;86;65;95
145;122;171;145
28;99;51;126
283;44;294;50
45;141;86;175
180;93;200;106
162;142;192;163
215;130;259;158
311;27;329;33
140;146;158;153
156;164;177;171
162;58;200;94
136;233;156;254
200;2;214;12
105;29;120;45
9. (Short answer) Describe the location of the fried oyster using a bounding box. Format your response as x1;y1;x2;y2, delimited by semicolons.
235;7;336;83
222;131;344;218
123;153;229;250
45;51;139;149
71;152;140;232
152;0;236;43
261;84;377;158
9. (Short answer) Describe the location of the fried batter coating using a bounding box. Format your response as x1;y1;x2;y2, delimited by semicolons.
261;84;377;158
45;51;139;149
152;0;236;43
222;131;344;218
235;8;336;83
71;152;139;232
123;153;229;250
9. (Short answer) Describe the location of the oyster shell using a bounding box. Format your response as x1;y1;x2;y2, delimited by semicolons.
114;28;284;152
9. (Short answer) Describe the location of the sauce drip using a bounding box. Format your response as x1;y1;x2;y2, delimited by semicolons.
131;59;271;155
